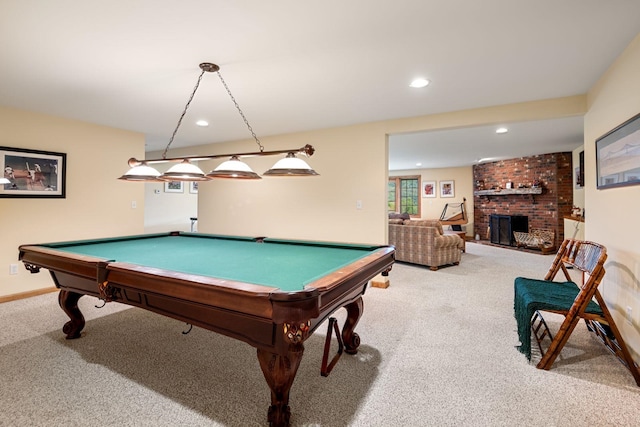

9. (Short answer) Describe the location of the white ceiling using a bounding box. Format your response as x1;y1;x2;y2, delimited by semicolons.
1;1;639;169
389;116;585;170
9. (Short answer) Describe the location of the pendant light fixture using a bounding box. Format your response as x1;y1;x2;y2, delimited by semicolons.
206;156;260;179
119;62;318;182
161;159;210;181
118;163;162;181
263;152;318;176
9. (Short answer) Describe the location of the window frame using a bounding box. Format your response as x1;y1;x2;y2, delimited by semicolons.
388;175;421;217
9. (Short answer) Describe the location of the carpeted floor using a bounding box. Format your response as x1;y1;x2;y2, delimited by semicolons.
1;242;639;426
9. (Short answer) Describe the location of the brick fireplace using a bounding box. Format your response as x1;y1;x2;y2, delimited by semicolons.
473;152;573;248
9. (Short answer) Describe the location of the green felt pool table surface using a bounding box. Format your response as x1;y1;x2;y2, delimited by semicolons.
37;232;385;292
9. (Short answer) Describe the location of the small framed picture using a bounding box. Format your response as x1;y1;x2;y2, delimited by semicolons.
189;181;198;194
164;181;184;193
440;180;455;198
1;146;66;198
422;180;436;198
575;167;582;189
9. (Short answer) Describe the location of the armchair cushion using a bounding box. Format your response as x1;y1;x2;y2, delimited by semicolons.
434;234;463;249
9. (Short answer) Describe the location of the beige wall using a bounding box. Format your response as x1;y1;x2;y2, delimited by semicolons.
0;107;145;298
390;166;474;236
196;125;390;244
144;180;198;233
585;32;640;361
141;129;392;245
142;154;198;233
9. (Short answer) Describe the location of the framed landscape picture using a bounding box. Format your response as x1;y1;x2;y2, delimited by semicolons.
596;112;640;190
164;181;184;193
1;146;66;198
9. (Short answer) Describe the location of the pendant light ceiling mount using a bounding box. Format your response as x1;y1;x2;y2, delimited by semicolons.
119;62;318;182
199;62;220;73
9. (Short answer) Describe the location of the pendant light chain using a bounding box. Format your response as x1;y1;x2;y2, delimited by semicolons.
162;68;207;159
216;71;264;152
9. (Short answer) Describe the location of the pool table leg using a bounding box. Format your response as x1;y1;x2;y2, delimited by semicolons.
58;290;85;339
342;297;363;354
257;345;304;427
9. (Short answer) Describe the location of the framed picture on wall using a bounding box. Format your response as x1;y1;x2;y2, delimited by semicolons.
164;181;184;193
577;150;584;187
596;112;640;190
0;146;66;198
422;180;436;198
575;167;582;189
440;180;455;198
190;181;199;194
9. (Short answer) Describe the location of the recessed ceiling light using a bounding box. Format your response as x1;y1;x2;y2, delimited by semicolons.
416;162;422;167
196;120;209;127
496;127;508;134
409;78;430;88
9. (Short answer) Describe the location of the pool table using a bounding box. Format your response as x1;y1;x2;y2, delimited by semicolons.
19;232;394;426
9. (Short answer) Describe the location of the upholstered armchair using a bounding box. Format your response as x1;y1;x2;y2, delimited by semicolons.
388;219;463;270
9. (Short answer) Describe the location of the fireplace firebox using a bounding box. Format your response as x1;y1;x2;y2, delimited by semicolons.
490;214;528;246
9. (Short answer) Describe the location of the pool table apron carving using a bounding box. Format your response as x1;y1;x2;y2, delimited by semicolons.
19;233;394;427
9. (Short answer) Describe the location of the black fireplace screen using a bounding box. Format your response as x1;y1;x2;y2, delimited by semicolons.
490;215;528;246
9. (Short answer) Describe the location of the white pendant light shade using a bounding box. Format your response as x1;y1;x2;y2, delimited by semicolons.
263;153;319;176
118;164;162;181
206;156;261;179
159;160;209;181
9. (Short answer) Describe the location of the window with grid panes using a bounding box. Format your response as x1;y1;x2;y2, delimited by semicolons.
387;180;397;212
388;176;420;216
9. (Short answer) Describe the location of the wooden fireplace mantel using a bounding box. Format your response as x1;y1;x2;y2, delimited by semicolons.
474;187;542;197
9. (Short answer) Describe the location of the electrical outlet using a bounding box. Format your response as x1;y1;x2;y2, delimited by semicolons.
9;264;18;275
626;306;633;325
131;200;137;209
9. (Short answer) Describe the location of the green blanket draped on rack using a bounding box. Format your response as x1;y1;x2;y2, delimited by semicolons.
513;277;603;360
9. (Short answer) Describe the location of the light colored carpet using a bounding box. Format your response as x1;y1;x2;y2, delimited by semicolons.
1;242;639;426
